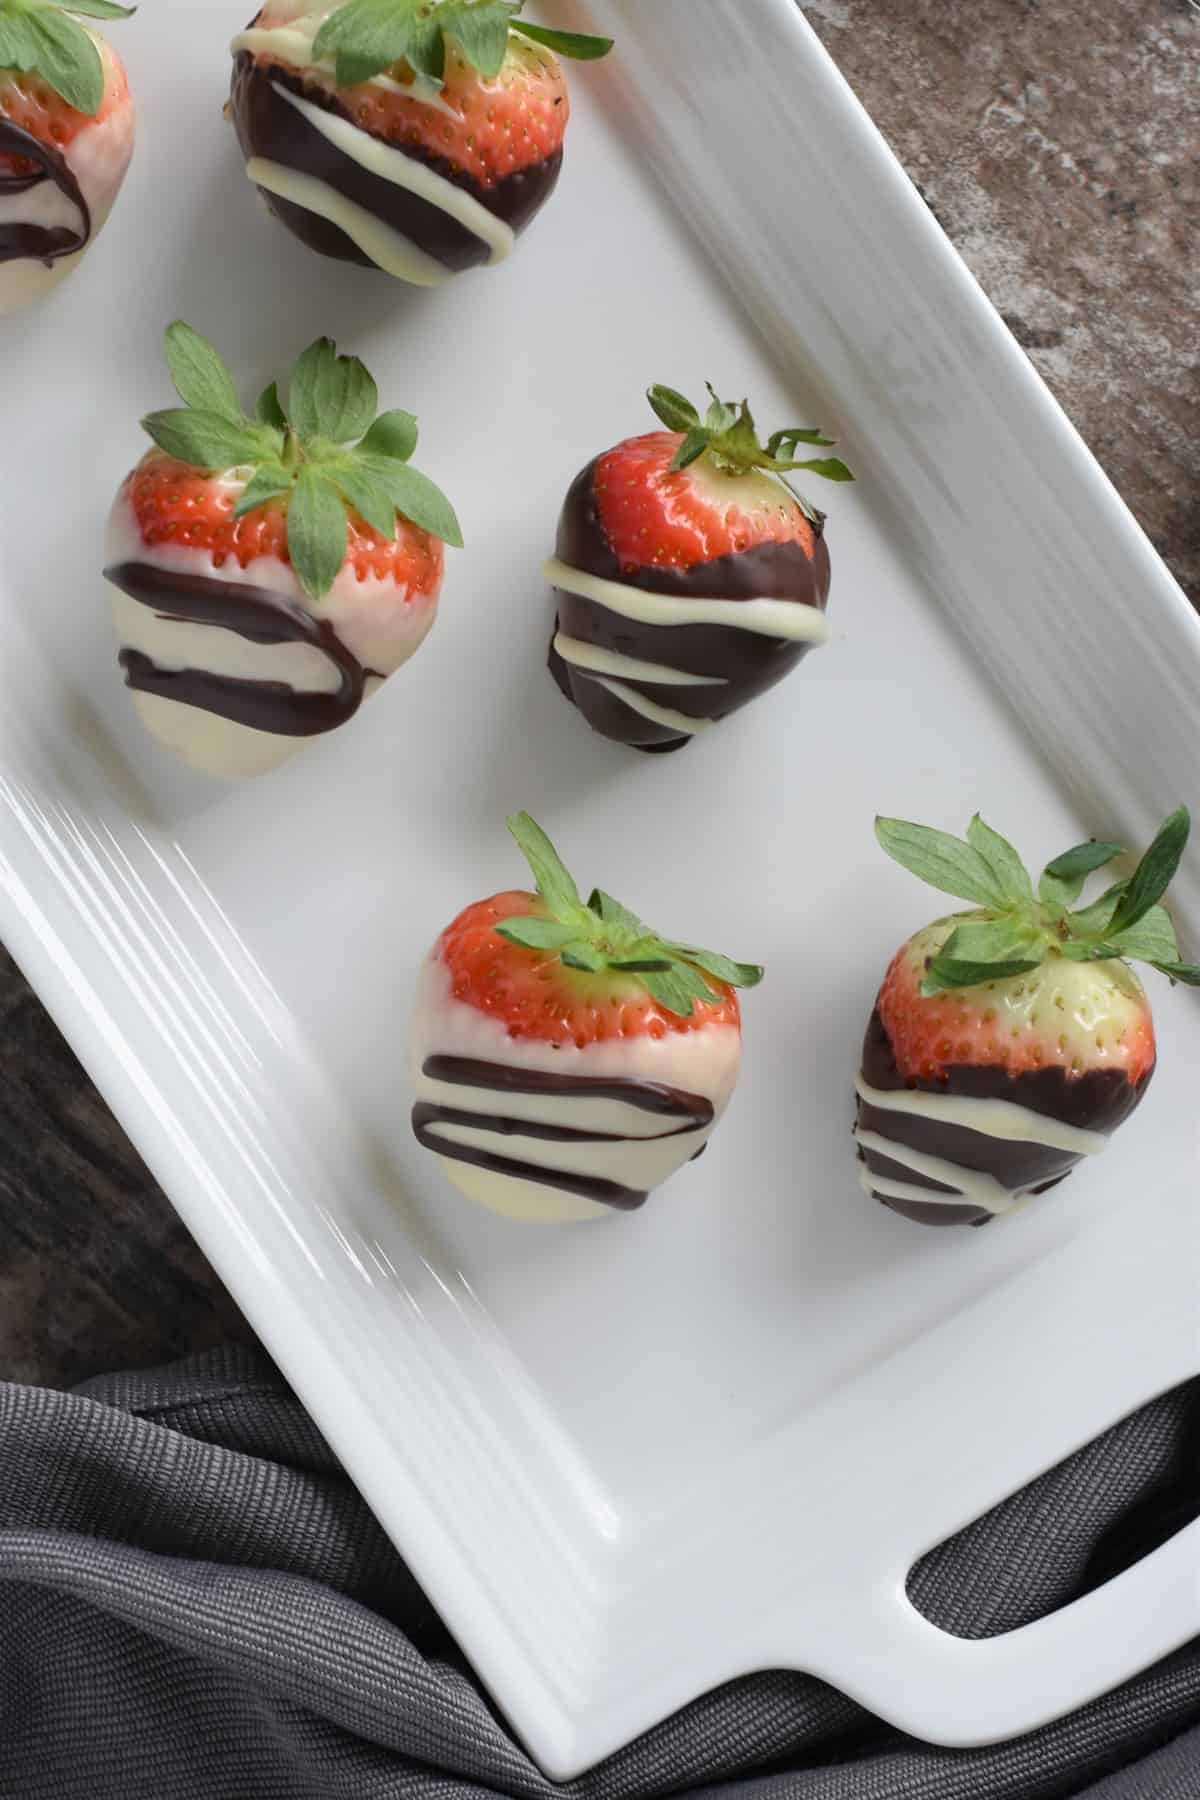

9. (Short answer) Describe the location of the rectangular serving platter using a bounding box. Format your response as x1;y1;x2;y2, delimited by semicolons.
1;0;1198;1778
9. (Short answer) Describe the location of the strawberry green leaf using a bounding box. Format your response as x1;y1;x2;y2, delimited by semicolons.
1151;961;1200;987
506;813;587;923
288;337;378;445
767;427;836;454
404;11;446;80
256;382;288;429
366;457;463;547
1039;837;1124;908
360;409;418;462
704;386;737;436
921;956;1041;997
587;888;645;934
1108;806;1191;936
641;966;703;1017
494;917;579;952
647;386;700;433
0;18;41;83
1107;905;1181;966
776;456;854;481
1067;879;1128;936
287;467;348;600
672;428;712;471
164;323;244;425
232;465;293;520
327;459;398;539
438;0;518;77
665;945;765;989
1058;940;1123;962
62;0;135;14
511;19;613;59
875;817;1009;909
939;917;1044;965
607;955;674;973
25;6;103;114
140;409;264;472
966;815;1034;905
561;941;605;972
312;0;418;87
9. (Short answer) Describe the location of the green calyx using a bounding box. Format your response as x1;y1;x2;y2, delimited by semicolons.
0;0;133;116
495;813;764;1019
647;383;853;524
140;323;462;601
311;0;612;91
875;806;1200;996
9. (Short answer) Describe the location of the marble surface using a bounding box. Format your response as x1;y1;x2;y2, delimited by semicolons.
2;0;1197;1388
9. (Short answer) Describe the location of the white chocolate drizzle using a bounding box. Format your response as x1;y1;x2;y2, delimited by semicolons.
853;1128;1017;1215
545;557;831;643
589;677;713;737
271;81;515;265
244;157;451;285
854;1075;1108;1157
552;632;727;688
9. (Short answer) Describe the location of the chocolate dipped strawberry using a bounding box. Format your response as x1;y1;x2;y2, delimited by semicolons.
857;807;1199;1227
0;0;135;316
105;323;461;780
546;385;852;753
410;813;763;1223
228;1;612;286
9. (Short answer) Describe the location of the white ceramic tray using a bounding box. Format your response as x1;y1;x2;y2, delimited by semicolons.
2;0;1198;1778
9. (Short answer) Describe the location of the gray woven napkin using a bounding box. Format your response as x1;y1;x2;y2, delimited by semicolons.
0;1345;1196;1799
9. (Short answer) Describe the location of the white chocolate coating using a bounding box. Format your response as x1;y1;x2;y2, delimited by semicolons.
409;957;741;1224
105;490;439;779
0;74;135;317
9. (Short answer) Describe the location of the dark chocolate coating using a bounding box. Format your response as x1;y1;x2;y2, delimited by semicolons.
548;457;831;752
0;119;90;266
230;53;562;275
855;1006;1153;1228
414;1055;712;1213
107;561;374;740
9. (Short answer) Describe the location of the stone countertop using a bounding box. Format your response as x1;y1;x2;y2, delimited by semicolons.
2;0;1197;1387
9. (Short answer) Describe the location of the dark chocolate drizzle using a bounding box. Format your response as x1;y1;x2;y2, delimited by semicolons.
230;53;561;276
106;561;372;740
414;1055;713;1213
548;457;832;752
0;118;91;267
855;1006;1153;1229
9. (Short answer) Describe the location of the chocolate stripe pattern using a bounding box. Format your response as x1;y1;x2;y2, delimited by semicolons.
412;1055;715;1213
855;1006;1149;1227
547;460;832;752
106;561;375;739
229;55;561;280
0;119;91;267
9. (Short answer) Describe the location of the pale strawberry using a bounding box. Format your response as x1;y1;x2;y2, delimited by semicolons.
409;815;761;1223
105;324;460;780
0;4;136;316
857;807;1199;1228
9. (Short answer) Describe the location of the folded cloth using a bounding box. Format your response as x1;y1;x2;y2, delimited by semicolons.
0;1347;1196;1800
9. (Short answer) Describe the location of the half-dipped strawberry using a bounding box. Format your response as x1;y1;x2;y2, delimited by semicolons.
105;323;461;780
229;1;612;286
0;0;135;316
857;807;1199;1227
410;813;763;1223
546;384;852;753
